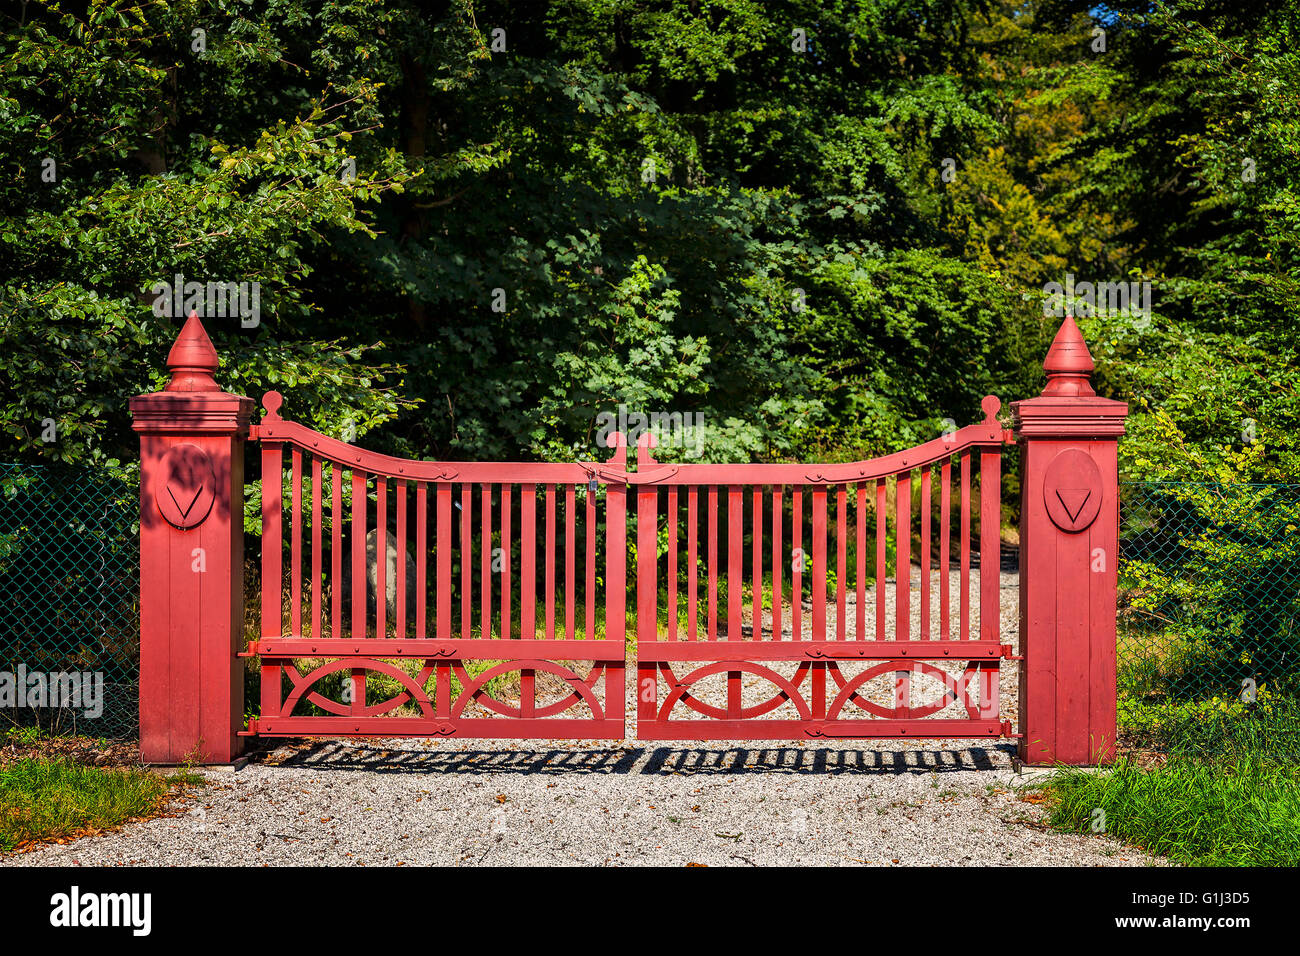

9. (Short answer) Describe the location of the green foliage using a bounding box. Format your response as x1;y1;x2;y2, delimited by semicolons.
1044;756;1300;866
2;0;1030;479
0;757;174;853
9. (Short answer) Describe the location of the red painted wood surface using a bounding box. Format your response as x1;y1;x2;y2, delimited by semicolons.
248;394;633;740
621;398;1017;742
138;313;1122;760
1013;316;1127;764
131;313;253;763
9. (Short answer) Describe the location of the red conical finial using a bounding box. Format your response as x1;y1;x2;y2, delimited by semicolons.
1041;314;1095;397
164;311;220;392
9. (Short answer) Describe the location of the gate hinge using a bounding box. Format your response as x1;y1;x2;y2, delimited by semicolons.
1001;428;1016;445
1000;645;1023;660
238;718;259;736
999;720;1022;738
238;642;260;658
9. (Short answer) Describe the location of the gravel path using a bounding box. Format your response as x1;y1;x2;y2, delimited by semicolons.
4;566;1165;867
4;738;1160;867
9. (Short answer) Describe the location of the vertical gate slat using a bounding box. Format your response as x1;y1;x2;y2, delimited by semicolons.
584;483;595;641
500;484;512;641
311;456;321;640
290;448;301;637
940;459;951;640
260;443;283;719
688;486;699;640
875;478;887;641
481;484;491;639
330;463;341;639
667;487;678;641
980;449;1001;644
897;472;910;642
437;482;452;718
960;452;971;641
772;486;783;641
895;669;911;721
395;479;406;640
812;486;827;716
920;467;931;641
376;477;387;638
460;484;471;641
521;484;535;640
811;487;827;642
727;486;742;641
604;472;627;723
792;488;802;641
835;485;846;641
351;471;365;639
707;486;718;641
565;484;576;640
855;483;866;640
751;486;762;641
545;484;556;640
437;483;452;641
636;481;657;724
417;483;427;639
518;484;533;715
727;486;742;714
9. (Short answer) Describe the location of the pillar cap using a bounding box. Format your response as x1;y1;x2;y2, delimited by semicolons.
131;311;253;434
1041;314;1095;397
164;311;221;392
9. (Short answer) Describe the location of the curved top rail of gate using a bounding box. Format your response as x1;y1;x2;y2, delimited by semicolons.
252;389;630;483
252;390;1008;486
624;395;1009;485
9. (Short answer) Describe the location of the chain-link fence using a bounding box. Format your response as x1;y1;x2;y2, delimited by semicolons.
1118;482;1300;752
0;462;138;738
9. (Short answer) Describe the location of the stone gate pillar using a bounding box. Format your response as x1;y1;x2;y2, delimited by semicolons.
130;313;253;763
1014;316;1128;765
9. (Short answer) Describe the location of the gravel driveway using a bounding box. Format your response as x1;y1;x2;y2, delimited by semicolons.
5;738;1161;867
5;566;1164;867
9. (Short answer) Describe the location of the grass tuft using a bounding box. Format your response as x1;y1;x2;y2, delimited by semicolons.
0;758;175;853
1043;757;1300;866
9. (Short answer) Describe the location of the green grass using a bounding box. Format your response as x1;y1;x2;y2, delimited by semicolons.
0;758;177;853
1043;757;1300;866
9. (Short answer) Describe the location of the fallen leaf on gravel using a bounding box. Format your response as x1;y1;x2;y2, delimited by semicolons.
685;862;708;867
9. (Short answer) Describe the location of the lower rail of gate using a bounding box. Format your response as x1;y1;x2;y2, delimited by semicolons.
631;396;1014;740
246;391;629;739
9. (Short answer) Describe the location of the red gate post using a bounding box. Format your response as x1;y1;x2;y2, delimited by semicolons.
130;313;254;763
1014;316;1127;765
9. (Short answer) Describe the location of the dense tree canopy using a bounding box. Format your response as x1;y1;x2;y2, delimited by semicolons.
2;0;1296;483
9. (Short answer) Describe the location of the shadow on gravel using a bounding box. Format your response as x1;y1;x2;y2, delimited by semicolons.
260;741;1017;776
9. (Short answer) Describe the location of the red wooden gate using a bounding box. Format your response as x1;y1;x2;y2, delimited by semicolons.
247;387;1010;741
131;312;1126;763
630;398;1011;740
246;391;627;739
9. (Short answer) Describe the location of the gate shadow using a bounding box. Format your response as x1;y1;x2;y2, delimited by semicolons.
256;740;1016;776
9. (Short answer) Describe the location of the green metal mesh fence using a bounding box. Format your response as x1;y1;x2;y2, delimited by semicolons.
1119;482;1300;753
0;462;139;738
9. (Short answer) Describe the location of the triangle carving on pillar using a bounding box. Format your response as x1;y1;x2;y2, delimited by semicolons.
1056;488;1092;524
